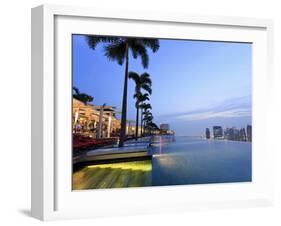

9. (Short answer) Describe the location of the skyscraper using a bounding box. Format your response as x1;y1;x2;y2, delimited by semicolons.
213;126;223;139
205;128;210;139
247;125;252;142
240;128;247;141
224;128;234;140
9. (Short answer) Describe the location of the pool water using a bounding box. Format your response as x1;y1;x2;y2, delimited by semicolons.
72;136;251;190
151;136;251;186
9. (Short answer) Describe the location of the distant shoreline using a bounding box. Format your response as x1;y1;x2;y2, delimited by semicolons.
171;135;252;143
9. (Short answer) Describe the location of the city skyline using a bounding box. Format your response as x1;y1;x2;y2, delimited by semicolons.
73;35;252;136
206;124;252;142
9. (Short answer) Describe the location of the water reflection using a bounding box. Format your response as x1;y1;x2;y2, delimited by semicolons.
151;135;175;155
151;136;252;186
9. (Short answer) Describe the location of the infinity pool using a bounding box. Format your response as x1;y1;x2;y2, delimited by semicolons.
73;136;252;189
151;136;252;186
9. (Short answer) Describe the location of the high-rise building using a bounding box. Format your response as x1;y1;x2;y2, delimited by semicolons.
224;127;248;142
224;127;238;140
239;128;247;141
213;126;223;139
205;128;210;139
224;128;234;140
247;125;252;142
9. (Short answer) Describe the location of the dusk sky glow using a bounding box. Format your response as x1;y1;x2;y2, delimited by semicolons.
73;35;252;136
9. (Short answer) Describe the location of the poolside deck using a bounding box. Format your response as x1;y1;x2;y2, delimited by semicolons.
73;139;152;170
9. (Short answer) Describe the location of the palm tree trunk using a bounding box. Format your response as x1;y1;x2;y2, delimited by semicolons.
135;106;139;140
119;44;129;147
140;109;143;137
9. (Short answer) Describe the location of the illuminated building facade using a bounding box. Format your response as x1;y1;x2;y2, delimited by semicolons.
72;98;121;138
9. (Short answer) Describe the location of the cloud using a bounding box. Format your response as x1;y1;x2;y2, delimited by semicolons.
176;108;251;121
156;95;251;122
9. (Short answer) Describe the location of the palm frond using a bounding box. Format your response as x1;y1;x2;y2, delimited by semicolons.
140;103;152;110
144;111;152;117
140;38;160;53
144;115;153;121
129;41;149;68
72;86;79;95
86;36;120;50
141;84;152;95
128;71;140;84
139;94;149;102
133;92;140;99
150;122;159;130
104;42;126;65
143;111;152;117
140;93;149;99
134;92;150;102
73;91;94;104
140;73;152;86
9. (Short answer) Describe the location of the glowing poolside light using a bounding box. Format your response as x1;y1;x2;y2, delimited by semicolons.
87;161;152;172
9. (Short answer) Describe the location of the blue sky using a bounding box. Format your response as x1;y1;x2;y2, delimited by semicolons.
73;35;252;136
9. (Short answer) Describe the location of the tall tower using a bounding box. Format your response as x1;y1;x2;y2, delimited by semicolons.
205;128;210;139
247;125;252;142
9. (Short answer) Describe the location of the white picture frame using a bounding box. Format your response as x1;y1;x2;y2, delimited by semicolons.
31;4;274;221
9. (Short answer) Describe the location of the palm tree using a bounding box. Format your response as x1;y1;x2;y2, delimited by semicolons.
129;72;152;140
72;87;94;132
86;36;159;147
72;86;93;104
143;111;153;136
133;92;150;140
136;93;150;138
139;102;152;137
129;72;152;95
